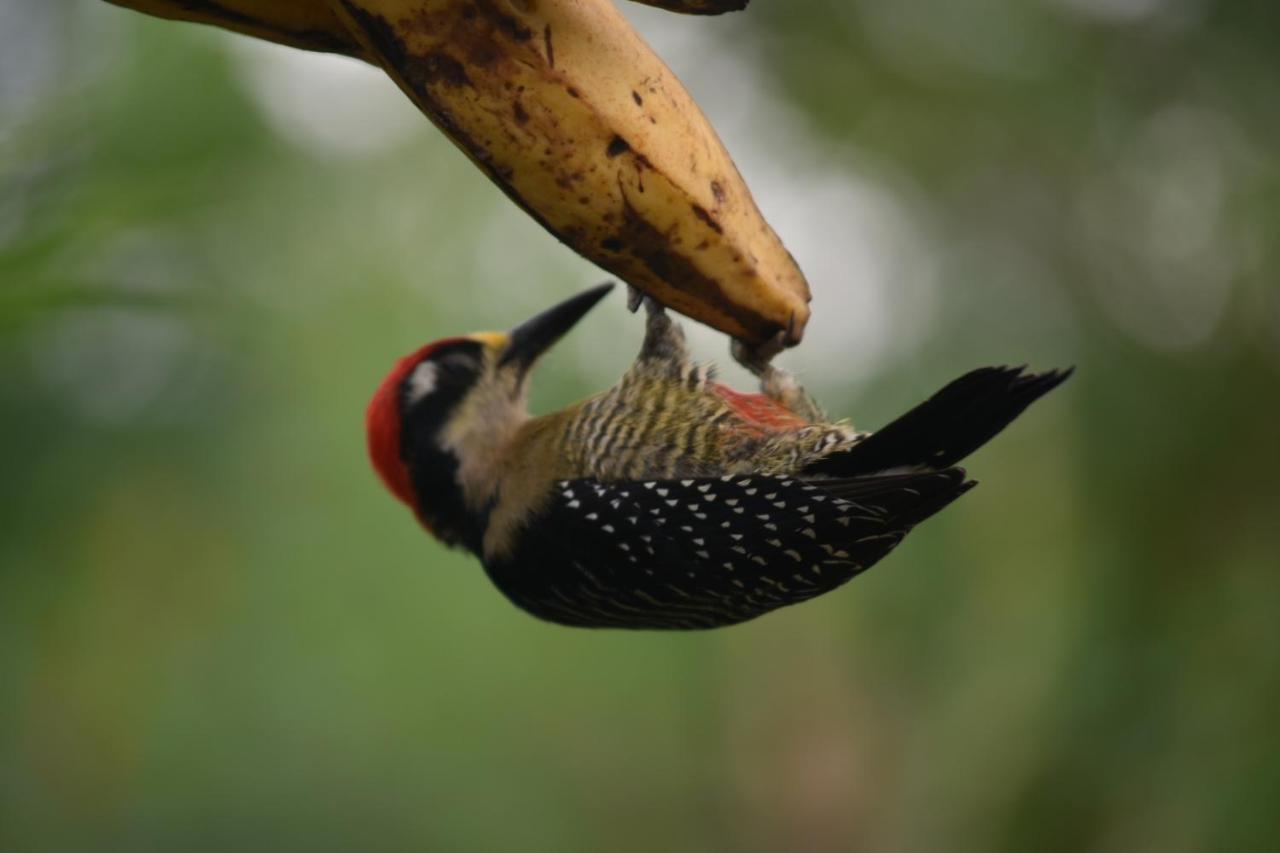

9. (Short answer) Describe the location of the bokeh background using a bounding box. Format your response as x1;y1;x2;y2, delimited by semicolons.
3;1;1278;850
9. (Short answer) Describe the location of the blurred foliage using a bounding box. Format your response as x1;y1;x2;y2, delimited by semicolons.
1;1;1278;851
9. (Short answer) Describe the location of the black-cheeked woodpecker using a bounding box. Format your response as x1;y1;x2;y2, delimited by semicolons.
367;283;1070;629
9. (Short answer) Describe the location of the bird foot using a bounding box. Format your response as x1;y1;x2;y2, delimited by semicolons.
731;333;825;422
626;284;644;314
626;284;665;317
730;331;788;377
631;286;687;364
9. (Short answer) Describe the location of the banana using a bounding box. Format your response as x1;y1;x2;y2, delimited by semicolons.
101;0;811;349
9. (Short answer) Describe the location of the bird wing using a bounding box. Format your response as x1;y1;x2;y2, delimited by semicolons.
483;470;973;630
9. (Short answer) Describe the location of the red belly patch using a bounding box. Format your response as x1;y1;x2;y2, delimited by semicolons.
712;383;809;432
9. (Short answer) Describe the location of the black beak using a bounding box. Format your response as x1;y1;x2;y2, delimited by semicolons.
501;283;614;372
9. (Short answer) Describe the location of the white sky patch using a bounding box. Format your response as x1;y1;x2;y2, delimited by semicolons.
467;199;602;322
845;0;1063;83
0;0;65;122
31;309;191;425
230;39;424;159
1078;105;1242;352
29;229;198;425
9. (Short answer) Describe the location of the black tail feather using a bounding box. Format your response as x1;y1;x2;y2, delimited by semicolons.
805;366;1072;478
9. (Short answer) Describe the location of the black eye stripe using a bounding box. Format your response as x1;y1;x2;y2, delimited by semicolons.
435;350;480;375
401;341;482;392
431;339;483;367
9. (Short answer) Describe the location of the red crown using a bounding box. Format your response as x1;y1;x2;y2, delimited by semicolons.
365;338;468;527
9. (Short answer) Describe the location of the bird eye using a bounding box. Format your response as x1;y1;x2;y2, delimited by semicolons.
435;350;479;375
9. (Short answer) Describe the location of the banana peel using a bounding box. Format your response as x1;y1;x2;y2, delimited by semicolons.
102;0;810;349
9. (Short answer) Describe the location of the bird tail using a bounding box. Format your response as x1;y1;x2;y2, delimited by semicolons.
804;366;1072;478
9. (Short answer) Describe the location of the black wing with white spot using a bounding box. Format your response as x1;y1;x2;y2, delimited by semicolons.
482;470;973;630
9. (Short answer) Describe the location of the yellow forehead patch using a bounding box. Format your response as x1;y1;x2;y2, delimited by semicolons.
469;331;510;351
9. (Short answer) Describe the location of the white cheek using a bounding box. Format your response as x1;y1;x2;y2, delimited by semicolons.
406;361;438;403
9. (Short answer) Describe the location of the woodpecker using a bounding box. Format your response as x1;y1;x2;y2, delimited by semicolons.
367;283;1070;630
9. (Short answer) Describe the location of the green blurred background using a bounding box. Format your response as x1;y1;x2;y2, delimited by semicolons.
2;1;1278;850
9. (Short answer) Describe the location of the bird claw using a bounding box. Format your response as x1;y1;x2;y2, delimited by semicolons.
731;330;788;377
732;330;825;422
626;284;645;314
627;284;668;318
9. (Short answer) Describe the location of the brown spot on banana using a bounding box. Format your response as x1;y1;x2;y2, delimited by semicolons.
689;203;723;235
414;50;472;87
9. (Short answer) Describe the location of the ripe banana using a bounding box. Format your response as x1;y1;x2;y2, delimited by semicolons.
102;0;811;349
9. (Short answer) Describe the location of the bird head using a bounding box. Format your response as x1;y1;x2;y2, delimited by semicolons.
366;283;614;545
